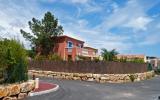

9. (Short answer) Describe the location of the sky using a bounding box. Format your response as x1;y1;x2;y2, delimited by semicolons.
0;0;160;57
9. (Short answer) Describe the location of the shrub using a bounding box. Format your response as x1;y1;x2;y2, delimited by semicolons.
34;55;47;61
0;39;28;83
155;66;160;75
129;74;135;82
48;54;62;61
34;54;62;61
94;58;100;62
130;58;144;63
26;49;36;59
147;63;153;71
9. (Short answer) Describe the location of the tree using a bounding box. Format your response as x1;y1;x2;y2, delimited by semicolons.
0;39;28;83
101;48;118;61
20;11;63;56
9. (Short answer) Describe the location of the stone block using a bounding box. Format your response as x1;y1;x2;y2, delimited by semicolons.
9;85;20;96
20;81;35;93
3;97;17;100
73;77;81;80
87;78;94;81
86;74;93;78
93;74;101;78
0;87;9;98
81;76;88;81
18;93;27;100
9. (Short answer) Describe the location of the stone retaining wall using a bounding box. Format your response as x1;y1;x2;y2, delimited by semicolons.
0;80;35;100
29;70;155;83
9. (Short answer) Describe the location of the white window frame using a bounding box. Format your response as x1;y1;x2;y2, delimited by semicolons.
67;41;73;48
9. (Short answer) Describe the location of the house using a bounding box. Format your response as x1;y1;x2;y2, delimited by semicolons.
116;54;160;69
145;56;160;69
53;35;98;61
116;54;146;61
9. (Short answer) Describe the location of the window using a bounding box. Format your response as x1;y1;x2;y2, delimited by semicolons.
77;44;82;48
67;41;73;48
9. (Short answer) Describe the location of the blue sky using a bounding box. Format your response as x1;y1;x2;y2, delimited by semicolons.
0;0;160;57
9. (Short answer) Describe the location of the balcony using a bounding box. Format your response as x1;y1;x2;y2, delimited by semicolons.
77;48;98;57
65;48;73;54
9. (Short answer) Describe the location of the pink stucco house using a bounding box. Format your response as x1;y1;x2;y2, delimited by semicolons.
53;35;98;61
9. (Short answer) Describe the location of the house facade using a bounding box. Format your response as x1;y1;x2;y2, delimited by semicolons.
116;54;160;69
116;54;145;62
145;56;160;69
53;35;98;61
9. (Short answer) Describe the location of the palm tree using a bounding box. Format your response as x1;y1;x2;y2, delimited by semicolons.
101;48;118;61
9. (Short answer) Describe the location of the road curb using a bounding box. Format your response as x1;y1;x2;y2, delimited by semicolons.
29;84;59;96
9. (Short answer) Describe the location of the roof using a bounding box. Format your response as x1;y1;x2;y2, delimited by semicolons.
116;54;145;59
58;35;84;43
83;46;98;51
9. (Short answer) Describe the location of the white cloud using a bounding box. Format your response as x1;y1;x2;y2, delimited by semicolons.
63;0;103;14
96;0;155;32
141;34;160;45
0;0;44;49
69;0;89;4
0;0;159;55
125;16;152;31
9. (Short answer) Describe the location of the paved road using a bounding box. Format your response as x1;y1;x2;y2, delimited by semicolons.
27;76;160;100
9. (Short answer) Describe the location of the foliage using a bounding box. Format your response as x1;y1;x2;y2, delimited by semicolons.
48;54;62;61
154;66;160;74
34;54;62;61
130;58;144;63
0;39;28;83
0;39;8;70
147;63;153;71
34;55;47;61
26;49;36;58
129;74;135;82
77;55;93;61
20;11;63;56
118;57;127;62
93;57;100;62
117;57;144;63
101;48;119;61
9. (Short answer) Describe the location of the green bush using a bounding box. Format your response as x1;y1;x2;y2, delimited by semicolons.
147;63;153;71
0;39;28;83
155;66;160;75
26;49;36;58
129;74;135;82
130;58;144;63
34;54;62;61
48;54;62;61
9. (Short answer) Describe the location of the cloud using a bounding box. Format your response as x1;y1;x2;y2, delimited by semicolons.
0;0;44;48
0;0;160;56
139;17;160;45
124;16;153;31
63;0;103;14
141;34;160;45
69;0;89;4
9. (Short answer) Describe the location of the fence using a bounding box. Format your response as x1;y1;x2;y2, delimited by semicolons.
29;60;148;74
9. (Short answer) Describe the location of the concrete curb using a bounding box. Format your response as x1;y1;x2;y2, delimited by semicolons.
29;84;59;96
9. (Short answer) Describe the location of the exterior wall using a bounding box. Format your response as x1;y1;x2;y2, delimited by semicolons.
116;54;145;61
83;47;98;59
29;70;155;83
54;36;84;61
0;80;35;100
64;37;84;61
149;59;160;69
54;38;66;60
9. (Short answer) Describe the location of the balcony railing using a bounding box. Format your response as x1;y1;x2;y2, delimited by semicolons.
77;48;98;57
65;47;98;57
67;48;72;52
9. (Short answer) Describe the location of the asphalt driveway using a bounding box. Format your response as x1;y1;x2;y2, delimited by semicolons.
27;76;160;100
